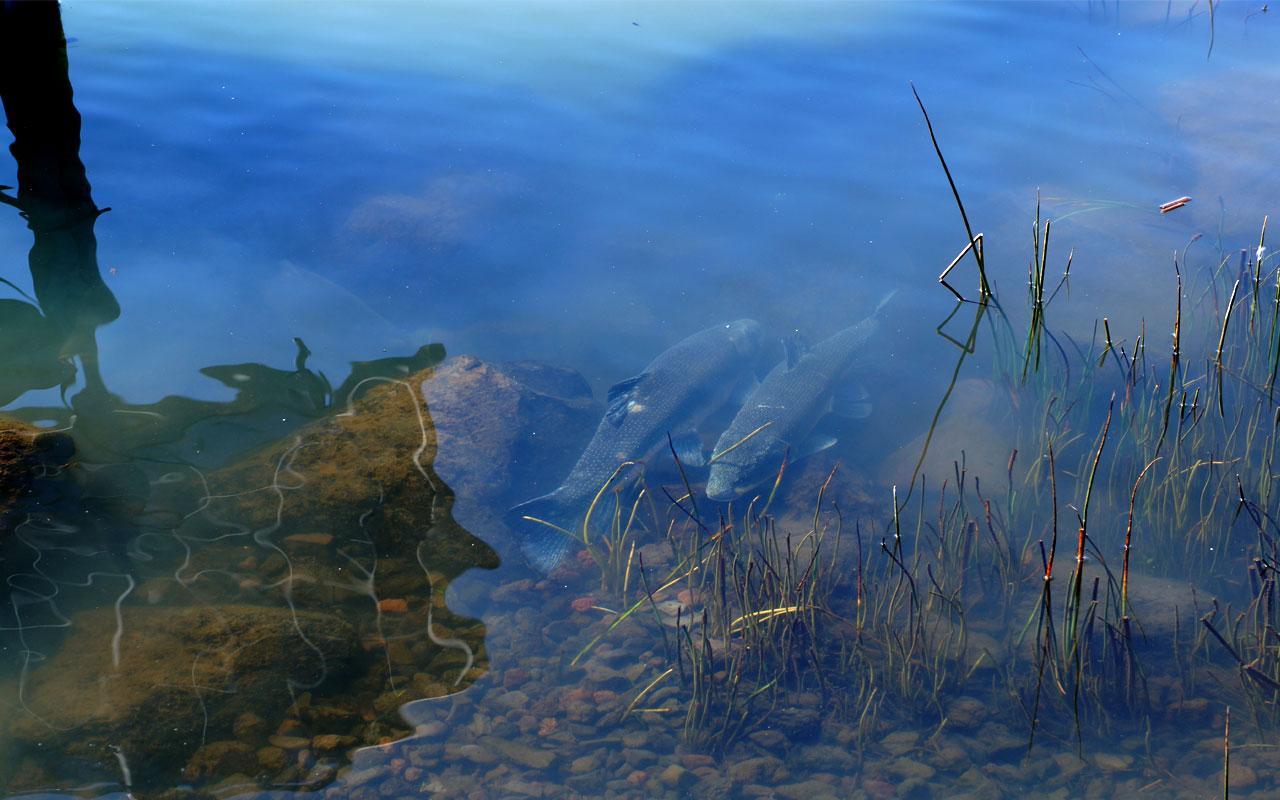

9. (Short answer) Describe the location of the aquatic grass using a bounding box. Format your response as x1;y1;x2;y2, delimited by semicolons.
902;173;1273;750
908;148;1280;747
708;420;773;464
520;459;657;601
999;213;1280;743
912;83;990;302
632;462;861;751
550;161;1280;763
1223;705;1230;800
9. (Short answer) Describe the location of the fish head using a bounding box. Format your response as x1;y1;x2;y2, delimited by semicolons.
705;463;744;502
705;443;781;503
724;319;763;358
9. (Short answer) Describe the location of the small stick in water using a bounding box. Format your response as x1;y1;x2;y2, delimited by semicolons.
1159;196;1192;214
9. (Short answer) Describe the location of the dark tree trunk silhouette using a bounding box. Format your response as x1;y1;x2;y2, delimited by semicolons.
0;0;118;403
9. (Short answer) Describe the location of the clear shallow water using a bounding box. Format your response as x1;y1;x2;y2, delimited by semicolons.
3;1;1280;798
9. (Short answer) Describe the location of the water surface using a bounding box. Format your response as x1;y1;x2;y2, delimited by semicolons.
3;2;1280;798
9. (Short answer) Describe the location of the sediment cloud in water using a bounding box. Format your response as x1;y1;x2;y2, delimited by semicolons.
343;173;519;252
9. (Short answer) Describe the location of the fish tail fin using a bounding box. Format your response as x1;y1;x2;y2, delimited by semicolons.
874;288;898;315
507;490;579;573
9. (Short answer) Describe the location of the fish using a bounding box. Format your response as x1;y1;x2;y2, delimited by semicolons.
705;294;893;503
510;319;764;572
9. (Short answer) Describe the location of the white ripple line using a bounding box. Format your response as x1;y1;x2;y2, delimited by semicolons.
111;574;136;669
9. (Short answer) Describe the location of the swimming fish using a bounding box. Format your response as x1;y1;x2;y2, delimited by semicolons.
510;319;764;572
705;295;893;502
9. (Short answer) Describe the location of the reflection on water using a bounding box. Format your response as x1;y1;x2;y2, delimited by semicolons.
1;4;494;795
0;0;117;411
3;0;1280;798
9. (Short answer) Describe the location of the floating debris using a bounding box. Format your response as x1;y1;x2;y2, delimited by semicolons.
1159;195;1192;214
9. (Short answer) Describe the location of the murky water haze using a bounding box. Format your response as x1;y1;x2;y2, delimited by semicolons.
3;1;1280;798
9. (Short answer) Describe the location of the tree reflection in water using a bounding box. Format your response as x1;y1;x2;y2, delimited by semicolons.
0;3;496;795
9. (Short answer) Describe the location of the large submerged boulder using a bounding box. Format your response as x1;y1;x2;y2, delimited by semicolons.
879;379;1015;491
1;365;499;796
421;355;595;506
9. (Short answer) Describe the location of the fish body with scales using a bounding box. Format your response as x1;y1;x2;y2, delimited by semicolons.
511;319;763;572
706;313;880;502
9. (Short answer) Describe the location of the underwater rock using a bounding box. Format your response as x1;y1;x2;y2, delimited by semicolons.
775;779;842;800
880;729;921;756
879;378;1016;492
233;711;268;741
569;753;601;774
727;755;783;784
202;362;495;559
748;729;787;749
1228;764;1258;790
659;763;695;789
770;454;876;528
8;604;360;788
945;696;988;729
695;775;737;800
182;741;258;782
343;173;519;254
421;355;595;506
311;734;357;752
1092;752;1134;772
256;746;288;772
770;707;822;742
479;735;557;770
888;756;937;782
793;744;857;775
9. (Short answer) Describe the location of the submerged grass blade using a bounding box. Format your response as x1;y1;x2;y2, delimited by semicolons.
912;82;989;299
624;667;675;720
709;421;773;464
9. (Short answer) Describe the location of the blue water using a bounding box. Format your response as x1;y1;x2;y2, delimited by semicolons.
25;1;1271;402
4;1;1280;797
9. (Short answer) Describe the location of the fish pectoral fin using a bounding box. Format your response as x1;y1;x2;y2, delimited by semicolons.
782;333;811;369
830;383;873;419
606;374;645;405
798;433;839;458
668;431;707;468
605;399;629;426
605;374;647;426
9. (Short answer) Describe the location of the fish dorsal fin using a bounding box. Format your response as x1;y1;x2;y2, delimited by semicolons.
607;374;645;405
605;373;646;426
782;333;810;369
830;383;873;419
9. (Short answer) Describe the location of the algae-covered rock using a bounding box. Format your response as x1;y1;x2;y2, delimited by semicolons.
0;414;76;532
192;361;499;571
8;604;359;787
182;741;259;782
2;362;498;796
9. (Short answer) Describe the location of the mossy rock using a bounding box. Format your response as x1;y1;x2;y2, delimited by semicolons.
0;414;76;532
199;366;498;570
7;603;359;791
